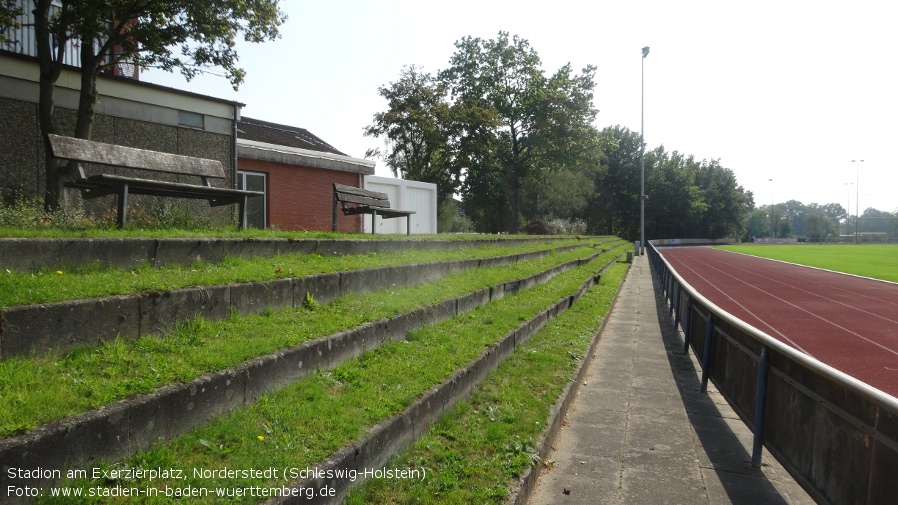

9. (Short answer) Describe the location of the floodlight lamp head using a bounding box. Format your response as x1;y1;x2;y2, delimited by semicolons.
642;47;650;58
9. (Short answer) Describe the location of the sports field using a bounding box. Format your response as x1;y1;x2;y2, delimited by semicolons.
716;244;898;283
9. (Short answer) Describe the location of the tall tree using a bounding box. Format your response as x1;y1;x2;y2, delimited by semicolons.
644;147;707;239
28;0;286;211
588;125;641;238
364;66;484;206
694;160;752;239
441;32;598;233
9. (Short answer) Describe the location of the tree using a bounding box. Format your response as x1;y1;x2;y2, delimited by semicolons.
644;148;707;239
805;213;836;242
441;32;598;233
523;157;602;223
27;0;286;212
365;66;480;206
588;125;640;238
694;159;752;239
0;0;22;43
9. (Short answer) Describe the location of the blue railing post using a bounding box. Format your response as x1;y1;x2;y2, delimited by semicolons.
752;347;771;468
701;313;715;393
682;297;693;354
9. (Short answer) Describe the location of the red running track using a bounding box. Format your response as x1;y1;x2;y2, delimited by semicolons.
660;247;898;398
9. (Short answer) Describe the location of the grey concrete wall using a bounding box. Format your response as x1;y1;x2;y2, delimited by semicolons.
0;236;590;272
0;249;619;502
0;242;599;359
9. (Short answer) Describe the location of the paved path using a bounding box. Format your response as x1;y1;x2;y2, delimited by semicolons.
526;255;814;505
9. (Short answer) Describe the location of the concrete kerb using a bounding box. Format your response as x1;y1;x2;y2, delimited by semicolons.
0;237;600;273
0;243;615;359
506;254;628;505
0;249;616;497
269;254;626;505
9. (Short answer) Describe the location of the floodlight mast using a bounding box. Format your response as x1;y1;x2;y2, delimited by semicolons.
640;46;649;255
853;159;864;244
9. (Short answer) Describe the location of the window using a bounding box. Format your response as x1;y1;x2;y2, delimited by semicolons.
178;110;205;129
237;170;267;229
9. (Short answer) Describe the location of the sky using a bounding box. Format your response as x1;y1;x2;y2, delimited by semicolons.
143;0;898;214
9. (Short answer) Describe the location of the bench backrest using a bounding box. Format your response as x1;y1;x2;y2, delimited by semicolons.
47;134;226;179
333;183;392;209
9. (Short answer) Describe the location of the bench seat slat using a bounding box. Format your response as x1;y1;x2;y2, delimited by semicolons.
333;183;389;201
48;134;225;179
336;192;391;209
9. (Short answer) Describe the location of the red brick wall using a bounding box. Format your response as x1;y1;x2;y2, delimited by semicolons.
237;158;362;232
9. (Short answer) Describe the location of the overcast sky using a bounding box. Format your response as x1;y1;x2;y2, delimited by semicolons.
144;0;898;214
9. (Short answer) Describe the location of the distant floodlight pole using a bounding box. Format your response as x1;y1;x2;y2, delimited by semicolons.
769;178;774;239
640;46;649;255
845;182;853;236
853;159;864;244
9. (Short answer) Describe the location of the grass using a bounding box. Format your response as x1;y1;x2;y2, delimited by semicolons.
0;224;581;240
0;238;608;307
716;244;898;283
37;250;627;504
0;243;624;437
348;261;629;504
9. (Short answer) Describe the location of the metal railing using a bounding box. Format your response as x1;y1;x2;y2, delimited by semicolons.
648;243;898;505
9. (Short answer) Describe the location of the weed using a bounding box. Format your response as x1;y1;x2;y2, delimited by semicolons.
303;291;319;310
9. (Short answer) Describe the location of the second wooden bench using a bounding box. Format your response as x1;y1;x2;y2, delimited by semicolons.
333;183;415;235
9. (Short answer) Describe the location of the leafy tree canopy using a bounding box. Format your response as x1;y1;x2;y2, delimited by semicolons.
18;0;286;211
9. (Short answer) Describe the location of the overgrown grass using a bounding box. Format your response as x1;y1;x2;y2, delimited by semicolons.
346;261;628;504
0;244;625;437
37;249;626;504
0;238;611;307
716;244;898;283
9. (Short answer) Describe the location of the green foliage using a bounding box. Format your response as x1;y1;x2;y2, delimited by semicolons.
586;126;753;241
31;0;286;211
0;191;92;229
0;0;23;43
441;32;601;233
365;66;467;205
302;291;318;310
368;33;603;234
804;213;837;242
437;198;473;233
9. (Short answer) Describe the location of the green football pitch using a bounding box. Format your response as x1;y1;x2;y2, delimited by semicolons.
715;244;898;283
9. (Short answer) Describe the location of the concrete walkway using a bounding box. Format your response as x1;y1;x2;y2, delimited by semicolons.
527;255;814;505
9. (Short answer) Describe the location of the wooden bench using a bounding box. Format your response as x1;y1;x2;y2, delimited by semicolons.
333;183;415;235
49;134;263;229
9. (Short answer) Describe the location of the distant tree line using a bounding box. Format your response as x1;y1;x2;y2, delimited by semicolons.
748;201;898;242
365;33;754;240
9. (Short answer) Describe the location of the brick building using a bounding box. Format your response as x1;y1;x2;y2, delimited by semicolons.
236;117;374;231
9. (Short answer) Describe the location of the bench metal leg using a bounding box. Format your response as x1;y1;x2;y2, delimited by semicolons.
117;183;129;229
332;195;338;232
238;195;247;230
371;211;377;235
406;214;411;236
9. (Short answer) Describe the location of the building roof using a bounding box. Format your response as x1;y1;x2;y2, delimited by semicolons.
237;117;346;156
